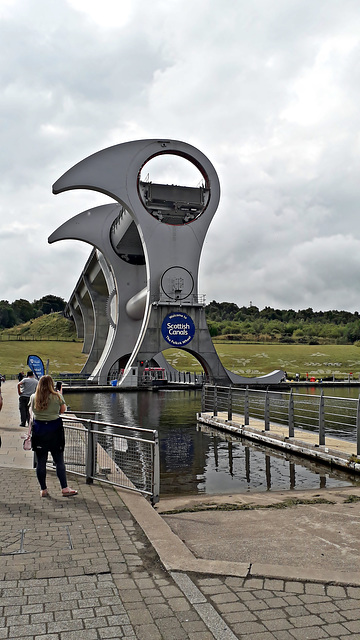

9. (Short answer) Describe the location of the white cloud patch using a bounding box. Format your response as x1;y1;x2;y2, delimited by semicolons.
65;0;134;29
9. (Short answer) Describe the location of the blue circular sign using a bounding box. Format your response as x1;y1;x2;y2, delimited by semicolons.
161;312;195;346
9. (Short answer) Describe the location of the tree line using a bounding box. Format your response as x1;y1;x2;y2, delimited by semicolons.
2;296;360;345
0;295;66;329
205;301;360;344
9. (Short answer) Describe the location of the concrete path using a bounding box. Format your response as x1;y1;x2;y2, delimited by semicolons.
1;380;360;640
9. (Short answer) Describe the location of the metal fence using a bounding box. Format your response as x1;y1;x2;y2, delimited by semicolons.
151;293;206;305
0;335;81;341
166;370;204;385
202;385;360;456
58;414;160;504
59;372;203;387
57;376;98;388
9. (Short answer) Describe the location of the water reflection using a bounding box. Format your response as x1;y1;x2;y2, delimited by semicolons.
64;389;360;497
197;423;359;495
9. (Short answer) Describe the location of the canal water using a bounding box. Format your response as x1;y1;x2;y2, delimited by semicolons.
64;388;360;498
297;385;360;400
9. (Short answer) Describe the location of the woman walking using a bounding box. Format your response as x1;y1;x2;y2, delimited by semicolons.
30;375;77;497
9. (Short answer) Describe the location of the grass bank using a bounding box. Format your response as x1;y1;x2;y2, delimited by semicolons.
0;341;87;377
164;343;360;379
1;343;360;379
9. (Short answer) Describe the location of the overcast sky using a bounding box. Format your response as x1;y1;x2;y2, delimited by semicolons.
2;0;360;312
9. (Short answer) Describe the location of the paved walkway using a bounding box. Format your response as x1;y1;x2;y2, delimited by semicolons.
0;380;360;639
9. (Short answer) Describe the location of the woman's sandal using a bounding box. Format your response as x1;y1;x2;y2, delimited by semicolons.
62;488;78;497
40;489;49;498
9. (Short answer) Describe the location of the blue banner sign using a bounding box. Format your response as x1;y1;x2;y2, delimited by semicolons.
27;354;45;380
161;312;195;346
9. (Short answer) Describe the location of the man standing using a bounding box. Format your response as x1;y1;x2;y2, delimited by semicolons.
17;371;38;427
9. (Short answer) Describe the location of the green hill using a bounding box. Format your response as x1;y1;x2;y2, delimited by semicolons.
205;301;360;344
0;312;79;341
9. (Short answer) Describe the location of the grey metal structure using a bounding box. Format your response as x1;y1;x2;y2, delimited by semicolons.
65;248;117;375
50;139;284;387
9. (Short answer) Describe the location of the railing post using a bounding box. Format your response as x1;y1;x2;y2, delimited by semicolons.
357;394;360;457
264;389;270;431
151;430;160;506
85;420;95;484
244;386;249;425
288;389;294;438
319;391;325;445
199;384;205;416
213;385;218;417
227;386;232;421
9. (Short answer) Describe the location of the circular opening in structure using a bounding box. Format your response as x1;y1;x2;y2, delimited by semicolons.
162;348;205;374
138;153;210;225
160;266;194;300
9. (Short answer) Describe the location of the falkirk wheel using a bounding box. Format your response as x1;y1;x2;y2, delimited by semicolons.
49;139;284;387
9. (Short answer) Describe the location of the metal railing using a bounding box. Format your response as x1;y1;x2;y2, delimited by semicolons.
53;374;95;388
151;293;206;305
59;415;160;504
166;370;204;385
62;372;203;387
201;385;360;456
0;335;82;341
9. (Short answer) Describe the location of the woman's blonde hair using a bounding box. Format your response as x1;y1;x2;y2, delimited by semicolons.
33;375;60;411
